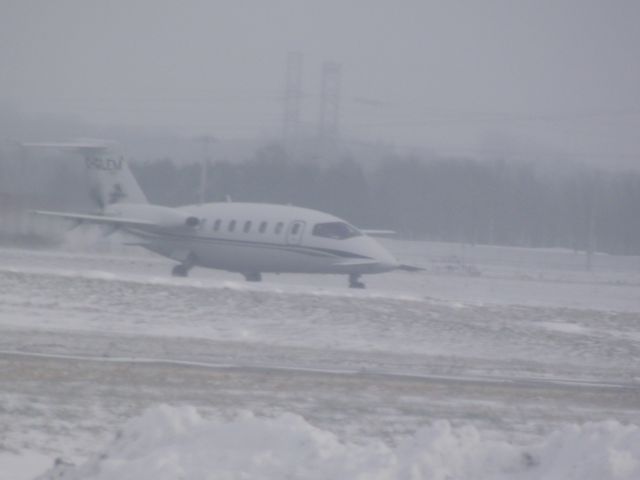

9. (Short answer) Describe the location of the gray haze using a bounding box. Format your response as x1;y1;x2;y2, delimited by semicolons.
2;0;640;168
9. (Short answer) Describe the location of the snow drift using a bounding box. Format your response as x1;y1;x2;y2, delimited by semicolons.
37;405;640;480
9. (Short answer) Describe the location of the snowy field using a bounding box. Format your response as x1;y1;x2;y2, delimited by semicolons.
0;239;639;479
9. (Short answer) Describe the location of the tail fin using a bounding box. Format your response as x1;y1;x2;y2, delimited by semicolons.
22;141;147;209
83;149;147;208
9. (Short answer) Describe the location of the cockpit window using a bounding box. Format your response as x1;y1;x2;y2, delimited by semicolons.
312;222;362;240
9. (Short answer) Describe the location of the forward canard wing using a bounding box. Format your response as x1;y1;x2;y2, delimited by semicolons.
333;259;382;267
397;263;425;272
360;229;396;237
333;258;425;272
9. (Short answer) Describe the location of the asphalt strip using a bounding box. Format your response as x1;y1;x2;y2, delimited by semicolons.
1;349;637;392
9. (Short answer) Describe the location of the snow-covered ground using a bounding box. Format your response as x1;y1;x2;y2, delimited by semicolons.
0;240;639;479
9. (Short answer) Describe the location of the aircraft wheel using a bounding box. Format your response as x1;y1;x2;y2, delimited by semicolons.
172;264;189;277
243;272;262;282
348;274;366;289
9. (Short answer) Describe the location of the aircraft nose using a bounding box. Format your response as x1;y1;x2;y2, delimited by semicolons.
378;252;399;271
370;241;399;272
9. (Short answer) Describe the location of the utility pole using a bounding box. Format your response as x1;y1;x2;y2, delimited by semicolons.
318;61;341;159
283;51;303;155
585;174;598;271
194;135;216;204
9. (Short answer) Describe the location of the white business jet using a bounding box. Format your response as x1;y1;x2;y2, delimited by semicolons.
28;142;410;288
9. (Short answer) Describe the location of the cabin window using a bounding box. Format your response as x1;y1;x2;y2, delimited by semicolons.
259;221;267;233
228;220;236;232
312;222;361;240
275;222;284;235
243;221;252;233
213;219;221;232
291;223;301;235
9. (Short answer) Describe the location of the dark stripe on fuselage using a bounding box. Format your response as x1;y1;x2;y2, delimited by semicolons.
125;228;372;260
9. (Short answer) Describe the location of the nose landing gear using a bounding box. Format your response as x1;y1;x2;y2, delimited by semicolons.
243;272;262;282
349;273;366;289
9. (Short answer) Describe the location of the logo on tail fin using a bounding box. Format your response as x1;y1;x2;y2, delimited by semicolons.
108;183;126;204
85;157;123;171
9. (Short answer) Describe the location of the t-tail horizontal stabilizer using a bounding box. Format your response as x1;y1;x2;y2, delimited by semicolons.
21;140;148;208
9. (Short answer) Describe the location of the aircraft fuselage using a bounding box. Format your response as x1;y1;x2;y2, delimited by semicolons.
120;202;399;276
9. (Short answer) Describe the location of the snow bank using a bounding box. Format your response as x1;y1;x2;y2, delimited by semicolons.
0;452;53;480
36;405;640;480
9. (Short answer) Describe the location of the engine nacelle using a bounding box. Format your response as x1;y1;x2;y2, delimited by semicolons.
104;204;200;229
184;216;200;227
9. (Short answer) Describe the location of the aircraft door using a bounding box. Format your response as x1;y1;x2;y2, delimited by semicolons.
286;220;306;245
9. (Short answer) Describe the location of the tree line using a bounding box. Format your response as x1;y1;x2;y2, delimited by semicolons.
131;144;640;256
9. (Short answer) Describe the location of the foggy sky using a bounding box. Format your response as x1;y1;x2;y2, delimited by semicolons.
2;0;640;168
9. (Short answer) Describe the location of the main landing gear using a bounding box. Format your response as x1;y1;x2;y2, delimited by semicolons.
171;263;192;277
171;254;196;277
349;273;366;289
243;272;262;282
